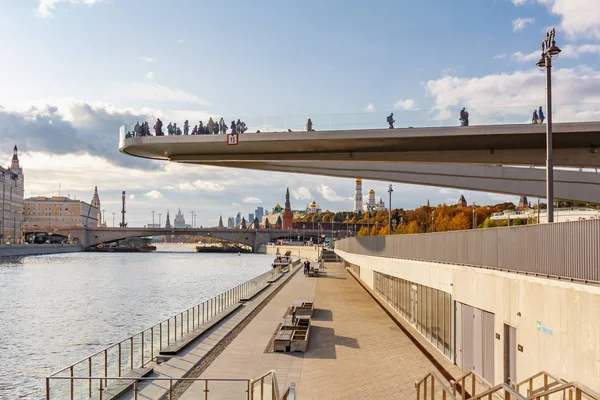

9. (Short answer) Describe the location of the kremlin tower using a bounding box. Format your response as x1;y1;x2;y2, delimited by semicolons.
282;188;294;229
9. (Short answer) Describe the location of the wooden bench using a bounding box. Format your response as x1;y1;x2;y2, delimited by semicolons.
92;367;153;400
274;330;294;352
159;303;242;356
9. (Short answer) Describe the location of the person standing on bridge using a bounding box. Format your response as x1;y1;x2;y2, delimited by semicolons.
532;109;539;124
460;107;469;126
183;120;189;135
538;106;545;123
219;117;226;134
387;113;395;129
306;118;314;131
154;118;163;136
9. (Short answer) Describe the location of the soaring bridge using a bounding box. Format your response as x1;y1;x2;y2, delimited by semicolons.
41;226;345;251
119;122;600;203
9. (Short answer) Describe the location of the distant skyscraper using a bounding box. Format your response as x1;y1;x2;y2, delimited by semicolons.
174;208;186;228
255;206;264;222
90;186;103;226
235;212;241;227
249;213;254;223
353;179;363;213
227;217;234;229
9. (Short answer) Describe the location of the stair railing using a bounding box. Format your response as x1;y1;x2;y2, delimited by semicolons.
450;370;489;399
471;383;528;400
513;371;564;397
415;370;457;400
527;382;600;400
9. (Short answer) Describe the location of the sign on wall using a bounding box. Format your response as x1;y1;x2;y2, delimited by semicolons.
227;133;239;146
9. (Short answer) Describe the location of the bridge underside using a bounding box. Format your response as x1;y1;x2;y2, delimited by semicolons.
199;161;600;204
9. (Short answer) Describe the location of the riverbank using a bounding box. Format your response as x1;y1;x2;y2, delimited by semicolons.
0;244;83;257
259;244;320;260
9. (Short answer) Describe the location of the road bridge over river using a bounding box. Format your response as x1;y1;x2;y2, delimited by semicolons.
38;227;344;251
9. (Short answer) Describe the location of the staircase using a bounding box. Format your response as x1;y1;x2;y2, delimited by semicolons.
320;249;338;262
415;370;600;400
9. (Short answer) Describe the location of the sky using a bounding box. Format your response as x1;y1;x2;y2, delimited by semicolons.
1;0;600;227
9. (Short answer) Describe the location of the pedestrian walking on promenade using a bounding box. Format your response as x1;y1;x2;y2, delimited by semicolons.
387;113;395;129
532;109;539;124
460;107;469;126
538;106;545;123
306;118;313;131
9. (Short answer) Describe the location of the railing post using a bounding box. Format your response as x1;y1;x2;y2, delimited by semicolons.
99;379;103;400
247;380;251;400
529;380;533;397
416;382;421;400
130;337;134;370
424;378;428;399
472;375;476;398
118;343;122;377
431;377;434;400
141;332;145;366
261;376;264;399
181;312;184;337
174;315;177;340
46;377;50;400
168;319;171;346
205;380;209;400
192;307;195;330
544;375;549;400
151;327;154;361
88;357;92;398
70;365;74;400
160;323;163;351
134;381;139;400
169;379;173;400
104;349;108;386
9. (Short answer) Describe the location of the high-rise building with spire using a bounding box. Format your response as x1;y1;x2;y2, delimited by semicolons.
174;208;186;228
353;179;363;213
90;186;104;226
282;187;293;229
218;215;224;229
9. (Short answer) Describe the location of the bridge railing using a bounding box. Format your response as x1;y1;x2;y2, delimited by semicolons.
46;266;283;399
335;219;600;284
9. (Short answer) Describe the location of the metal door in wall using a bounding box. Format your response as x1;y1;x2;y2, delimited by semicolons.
458;303;475;373
504;324;517;384
481;311;495;384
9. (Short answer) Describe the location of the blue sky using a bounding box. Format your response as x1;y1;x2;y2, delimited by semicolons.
1;0;599;226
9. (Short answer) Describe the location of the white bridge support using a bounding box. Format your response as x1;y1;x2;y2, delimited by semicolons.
205;162;600;204
50;227;335;251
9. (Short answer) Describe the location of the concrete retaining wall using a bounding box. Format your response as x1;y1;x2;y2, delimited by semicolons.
0;244;83;257
335;249;600;392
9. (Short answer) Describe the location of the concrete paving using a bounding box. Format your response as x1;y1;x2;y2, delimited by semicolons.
176;262;463;400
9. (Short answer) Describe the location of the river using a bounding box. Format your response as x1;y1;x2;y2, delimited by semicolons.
0;245;273;399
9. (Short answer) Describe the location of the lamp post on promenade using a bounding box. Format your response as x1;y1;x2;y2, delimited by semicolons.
388;184;393;235
112;212;115;228
152;210;155;227
102;209;106;226
536;28;561;223
159;213;162;228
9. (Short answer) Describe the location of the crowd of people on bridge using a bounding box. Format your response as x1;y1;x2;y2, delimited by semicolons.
125;117;250;138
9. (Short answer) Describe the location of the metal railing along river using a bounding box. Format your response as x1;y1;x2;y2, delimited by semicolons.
46;266;283;399
46;370;287;400
335;219;600;284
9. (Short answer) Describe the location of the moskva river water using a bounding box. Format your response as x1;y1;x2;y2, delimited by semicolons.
0;245;272;399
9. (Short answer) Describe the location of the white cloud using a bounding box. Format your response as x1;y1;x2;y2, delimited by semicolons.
177;38;185;44
139;57;156;63
512;50;540;62
365;103;375;112
116;83;211;106
192;180;225;192
493;54;508;60
393;99;419;111
513;17;535;32
129;194;135;200
145;72;154;80
425;66;600;122
316;183;345;202
242;197;262;204
512;0;600;39
36;0;105;18
178;182;196;191
292;187;312;201
144;190;162;199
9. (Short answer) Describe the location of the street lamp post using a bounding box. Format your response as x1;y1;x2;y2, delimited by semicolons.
536;28;561;223
152;210;155;227
159;213;162;228
102;209;106;226
388;184;393;235
112;212;116;228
